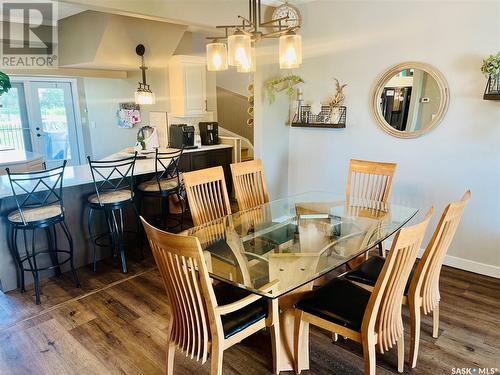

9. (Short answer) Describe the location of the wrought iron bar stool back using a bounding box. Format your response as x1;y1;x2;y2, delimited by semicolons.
6;160;80;304
137;148;185;230
87;153;141;273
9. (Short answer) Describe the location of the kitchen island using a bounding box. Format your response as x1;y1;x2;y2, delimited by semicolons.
0;144;232;292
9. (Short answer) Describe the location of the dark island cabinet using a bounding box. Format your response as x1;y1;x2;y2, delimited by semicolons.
178;147;233;195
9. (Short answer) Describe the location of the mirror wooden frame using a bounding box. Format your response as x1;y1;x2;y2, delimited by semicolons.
371;62;449;139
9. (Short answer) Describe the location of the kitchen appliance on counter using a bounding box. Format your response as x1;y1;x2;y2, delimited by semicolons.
199;122;219;145
169;124;197;149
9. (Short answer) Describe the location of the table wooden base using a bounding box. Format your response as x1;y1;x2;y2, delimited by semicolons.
277;283;314;372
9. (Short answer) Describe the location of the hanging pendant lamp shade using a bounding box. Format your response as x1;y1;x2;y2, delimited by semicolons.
134;44;155;105
279;31;302;69
228;30;251;67
237;45;256;73
206;42;228;71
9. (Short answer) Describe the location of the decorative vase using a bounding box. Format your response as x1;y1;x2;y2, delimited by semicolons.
487;73;500;94
330;106;341;124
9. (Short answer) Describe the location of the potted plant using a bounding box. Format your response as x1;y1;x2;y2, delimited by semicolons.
0;71;11;97
481;52;500;98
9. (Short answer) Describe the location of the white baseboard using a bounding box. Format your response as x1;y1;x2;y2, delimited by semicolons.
417;249;500;279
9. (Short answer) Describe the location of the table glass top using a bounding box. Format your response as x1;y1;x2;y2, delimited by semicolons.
185;192;418;299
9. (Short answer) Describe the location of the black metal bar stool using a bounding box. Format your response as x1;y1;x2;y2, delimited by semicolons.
87;153;140;273
136;148;185;231
6;161;80;305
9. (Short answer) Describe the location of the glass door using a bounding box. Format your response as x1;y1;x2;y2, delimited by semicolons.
28;81;81;167
0;82;32;152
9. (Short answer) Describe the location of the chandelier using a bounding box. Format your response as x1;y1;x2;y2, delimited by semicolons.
206;0;302;72
134;44;155;105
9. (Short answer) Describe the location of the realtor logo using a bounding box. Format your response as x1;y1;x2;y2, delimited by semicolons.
1;1;58;68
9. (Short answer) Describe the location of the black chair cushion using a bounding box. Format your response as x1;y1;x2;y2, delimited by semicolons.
295;278;371;331
344;255;413;295
213;282;268;339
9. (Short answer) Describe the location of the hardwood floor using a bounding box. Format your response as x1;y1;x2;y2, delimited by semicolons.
0;247;499;374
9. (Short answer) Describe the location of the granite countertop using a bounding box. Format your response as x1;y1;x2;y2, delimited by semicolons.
0;144;232;199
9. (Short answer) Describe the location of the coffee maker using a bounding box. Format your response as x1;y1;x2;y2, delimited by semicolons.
199;122;219;145
169;124;197;149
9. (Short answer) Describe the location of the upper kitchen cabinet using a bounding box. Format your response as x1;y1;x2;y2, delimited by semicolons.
169;55;207;116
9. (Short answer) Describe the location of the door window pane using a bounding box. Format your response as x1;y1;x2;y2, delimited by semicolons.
38;87;71;161
0;87;30;150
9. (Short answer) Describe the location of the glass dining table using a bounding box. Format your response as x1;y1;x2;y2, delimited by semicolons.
183;191;418;372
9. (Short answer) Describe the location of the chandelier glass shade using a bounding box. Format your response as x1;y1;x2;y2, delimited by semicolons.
228;31;251;67
279;31;302;69
206;42;228;71
237;45;256;73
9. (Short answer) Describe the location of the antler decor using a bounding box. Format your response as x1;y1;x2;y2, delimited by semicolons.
329;78;347;108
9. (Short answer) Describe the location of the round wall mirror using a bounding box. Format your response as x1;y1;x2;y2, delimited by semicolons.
371;62;449;138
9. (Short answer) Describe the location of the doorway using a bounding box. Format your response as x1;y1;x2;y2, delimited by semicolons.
0;79;83;167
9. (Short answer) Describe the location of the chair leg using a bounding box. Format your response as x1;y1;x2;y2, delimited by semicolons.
378;241;385;257
45;226;62;277
87;208;98;272
331;333;338;342
14;229;26;293
165;317;175;375
61;220;80;288
29;228;41;305
409;300;421;368
166;341;176;375
397;337;404;372
112;209;127;273
210;339;223;375
432;304;440;338
8;226;22;291
160;197;168;230
294;310;305;374
362;334;376;375
132;202;144;259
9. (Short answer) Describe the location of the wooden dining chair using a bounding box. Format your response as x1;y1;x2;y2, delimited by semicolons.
293;208;432;375
230;159;269;211
346;159;397;260
344;191;471;368
183;166;232;227
140;217;281;375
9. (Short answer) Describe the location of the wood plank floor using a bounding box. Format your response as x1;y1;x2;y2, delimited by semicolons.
0;248;499;374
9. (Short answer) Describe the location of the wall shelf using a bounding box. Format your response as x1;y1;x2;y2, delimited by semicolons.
291;123;346;129
483;93;500;100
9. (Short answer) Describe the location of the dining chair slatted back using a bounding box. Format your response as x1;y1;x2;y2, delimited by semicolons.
231;160;269;211
6;161;67;225
410;191;471;315
87;153;137;206
346;159;397;205
141;217;214;364
153;148;183;192
183;166;231;227
363;208;432;353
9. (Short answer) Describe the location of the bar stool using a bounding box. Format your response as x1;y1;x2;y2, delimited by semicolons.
6;161;80;305
136;148;185;231
87;153;140;273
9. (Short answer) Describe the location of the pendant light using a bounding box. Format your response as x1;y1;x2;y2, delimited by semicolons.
228;30;251;67
279;30;302;69
206;42;228;71
135;44;155;105
237;44;256;73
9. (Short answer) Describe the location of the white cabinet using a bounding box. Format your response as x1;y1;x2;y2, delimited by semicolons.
169;55;207;116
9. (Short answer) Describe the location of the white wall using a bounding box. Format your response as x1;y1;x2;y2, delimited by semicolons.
82;68;169;159
255;1;500;276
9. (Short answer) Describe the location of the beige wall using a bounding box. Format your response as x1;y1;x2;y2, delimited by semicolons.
216;87;253;143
